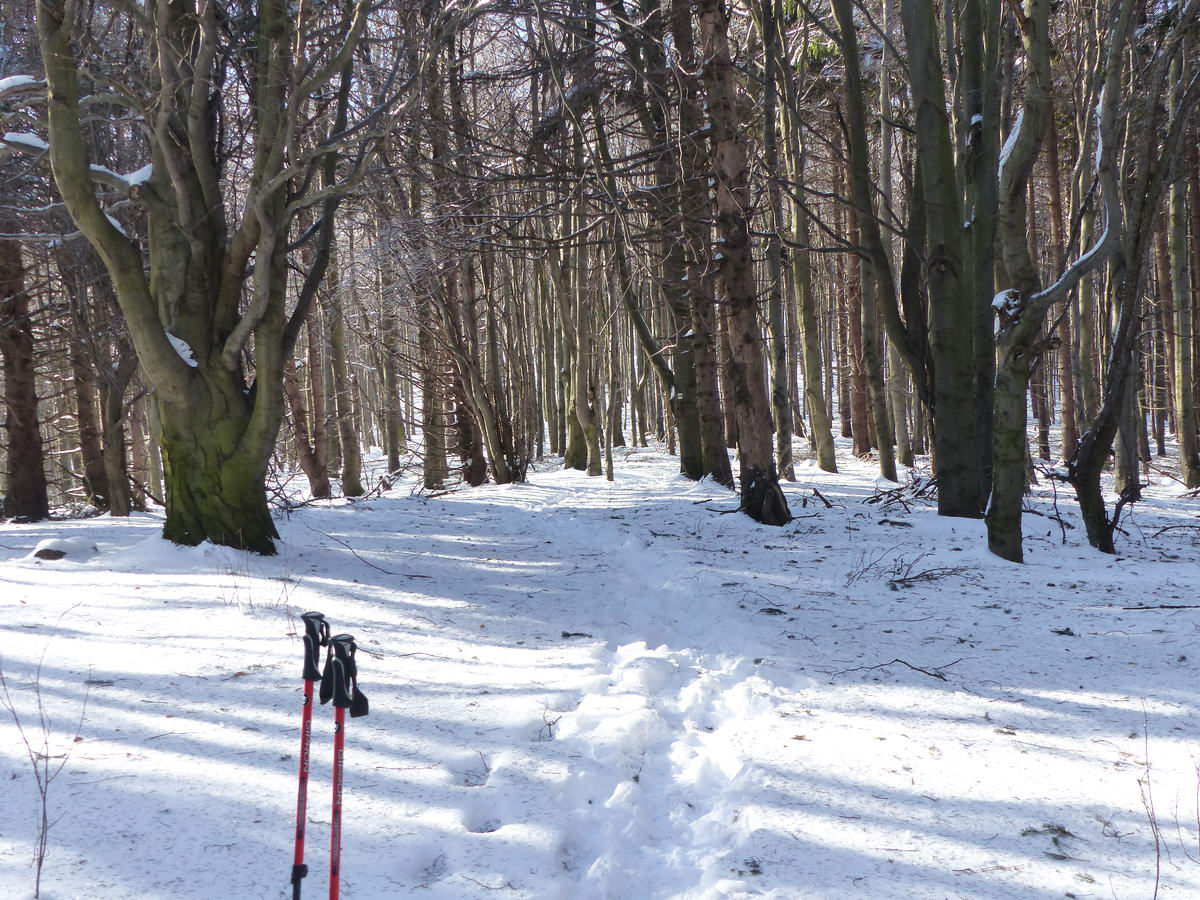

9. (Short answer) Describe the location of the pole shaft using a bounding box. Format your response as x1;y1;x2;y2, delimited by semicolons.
292;679;315;898
329;706;346;900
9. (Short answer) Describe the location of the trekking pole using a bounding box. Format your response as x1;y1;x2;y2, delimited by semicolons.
291;612;330;900
322;633;369;900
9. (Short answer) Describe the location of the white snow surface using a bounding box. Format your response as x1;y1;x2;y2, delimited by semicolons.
0;75;40;93
2;131;48;151
998;108;1024;176
3;446;1200;899
25;536;99;561
123;163;153;186
165;331;198;367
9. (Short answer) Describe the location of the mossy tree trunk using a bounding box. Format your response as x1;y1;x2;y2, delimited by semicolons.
36;0;373;553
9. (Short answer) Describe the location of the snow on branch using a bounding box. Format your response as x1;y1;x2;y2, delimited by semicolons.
2;131;49;152
0;75;43;95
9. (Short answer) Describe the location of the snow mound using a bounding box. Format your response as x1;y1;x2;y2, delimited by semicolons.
26;536;99;561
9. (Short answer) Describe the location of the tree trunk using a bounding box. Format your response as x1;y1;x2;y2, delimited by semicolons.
157;376;278;553
698;0;790;525
1169;146;1199;486
283;325;332;499
902;0;980;517
327;247;364;497
98;357;137;517
759;0;794;481
780;59;836;472
0;236;49;521
69;340;108;507
673;0;734;487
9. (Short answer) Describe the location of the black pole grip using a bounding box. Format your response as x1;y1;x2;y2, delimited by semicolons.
300;612;328;681
327;634;369;717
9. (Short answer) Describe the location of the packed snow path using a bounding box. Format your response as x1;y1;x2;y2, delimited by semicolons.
2;448;1199;898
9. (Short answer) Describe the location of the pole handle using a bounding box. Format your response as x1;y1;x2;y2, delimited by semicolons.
300;612;329;681
324;633;369;717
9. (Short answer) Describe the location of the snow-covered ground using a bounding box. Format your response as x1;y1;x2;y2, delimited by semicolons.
2;444;1199;899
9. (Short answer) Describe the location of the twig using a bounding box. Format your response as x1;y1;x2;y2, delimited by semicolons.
831;657;963;682
1150;524;1200;538
1122;604;1200;611
304;525;430;578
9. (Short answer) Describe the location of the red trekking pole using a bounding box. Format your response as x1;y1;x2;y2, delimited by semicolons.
291;612;329;900
322;634;369;900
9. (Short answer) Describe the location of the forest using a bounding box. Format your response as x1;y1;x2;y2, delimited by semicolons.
1;0;1196;563
2;1;1200;897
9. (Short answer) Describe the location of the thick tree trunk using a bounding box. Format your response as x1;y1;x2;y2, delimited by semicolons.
698;0;790;525
673;0;733;487
902;0;980;517
0;237;49;521
158;386;278;554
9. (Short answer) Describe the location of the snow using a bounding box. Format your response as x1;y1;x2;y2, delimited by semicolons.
3;444;1200;898
90;163;153;187
0;75;39;93
25;536;100;561
997;108;1024;175
992;288;1019;311
104;213;129;237
2;131;48;151
123;163;153;186
166;331;198;367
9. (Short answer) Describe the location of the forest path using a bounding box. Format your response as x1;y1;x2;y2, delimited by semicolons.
2;446;1199;898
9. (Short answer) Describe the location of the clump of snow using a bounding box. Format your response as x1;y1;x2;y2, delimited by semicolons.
992;288;1019;312
24;536;99;562
166;331;198;367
